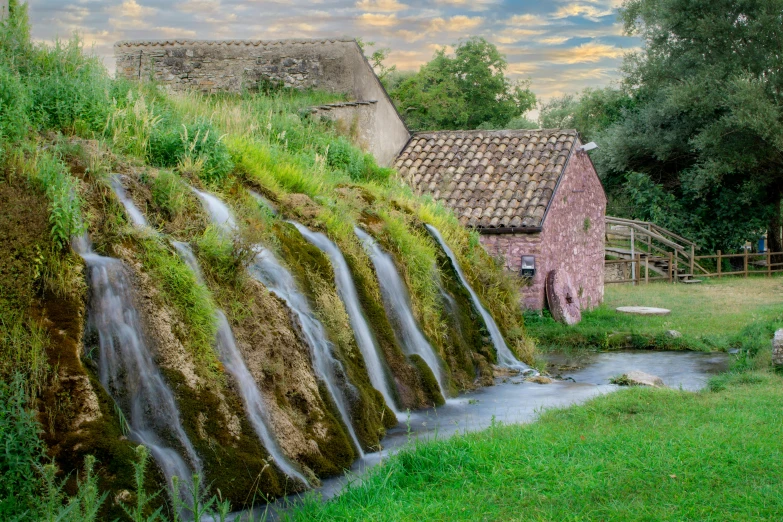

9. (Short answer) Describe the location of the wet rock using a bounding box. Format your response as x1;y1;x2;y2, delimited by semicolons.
526;375;553;384
545;270;581;325
612;370;665;387
773;329;783;368
665;330;682;339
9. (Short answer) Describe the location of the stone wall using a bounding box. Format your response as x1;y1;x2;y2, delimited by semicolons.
113;38;410;166
309;101;378;154
479;141;606;311
0;0;8;21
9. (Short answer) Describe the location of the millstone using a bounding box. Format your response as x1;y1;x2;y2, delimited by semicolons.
546;270;581;325
616;306;671;316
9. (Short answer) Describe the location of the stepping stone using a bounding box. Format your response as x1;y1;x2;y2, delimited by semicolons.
616;306;670;316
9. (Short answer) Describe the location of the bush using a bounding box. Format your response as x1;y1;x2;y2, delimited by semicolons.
0;64;29;142
0;374;45;520
327;137;390;184
149;119;234;185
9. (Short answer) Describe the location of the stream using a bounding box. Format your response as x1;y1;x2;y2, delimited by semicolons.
246;349;729;519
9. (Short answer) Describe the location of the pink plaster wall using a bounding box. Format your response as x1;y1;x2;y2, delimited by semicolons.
478;142;606;310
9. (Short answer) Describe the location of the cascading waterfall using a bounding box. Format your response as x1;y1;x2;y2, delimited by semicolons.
190;189;365;456
291;222;401;416
171;241;309;486
249;248;365;457
249;190;278;215
425;225;534;373
110;175;148;228
191;187;236;233
354;227;447;396
72;233;200;498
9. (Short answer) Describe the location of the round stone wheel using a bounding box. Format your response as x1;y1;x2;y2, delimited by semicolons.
545;270;582;325
616;306;671;316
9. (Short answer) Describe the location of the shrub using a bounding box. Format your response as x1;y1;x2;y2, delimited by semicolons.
0;64;29;142
150;169;189;221
326;137;390;184
0;374;45;520
149;119;234;185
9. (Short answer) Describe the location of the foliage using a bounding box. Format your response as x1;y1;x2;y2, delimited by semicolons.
356;38;396;82
390;37;536;131
593;0;783;252
292;370;783;521
326;136;391;184
0;64;30;142
0;374;45;520
538;87;633;140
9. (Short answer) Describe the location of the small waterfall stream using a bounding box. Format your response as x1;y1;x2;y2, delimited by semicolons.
292;222;400;416
249;248;365;457
110;175;148;228
425;225;533;372
72;234;200;497
354;227;447;396
190;189;365;456
171;241;309;486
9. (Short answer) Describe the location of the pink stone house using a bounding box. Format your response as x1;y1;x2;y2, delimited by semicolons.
395;129;606;310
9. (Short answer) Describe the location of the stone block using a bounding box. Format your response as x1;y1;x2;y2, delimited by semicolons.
773;329;783;368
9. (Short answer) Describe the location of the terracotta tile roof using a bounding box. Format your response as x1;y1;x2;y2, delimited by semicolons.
395;129;577;229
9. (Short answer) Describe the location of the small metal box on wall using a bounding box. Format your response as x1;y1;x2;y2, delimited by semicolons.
520;255;536;278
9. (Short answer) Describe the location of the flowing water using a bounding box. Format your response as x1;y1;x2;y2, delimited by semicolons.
249;190;278;215
189;190;364;456
171;241;309;486
249;248;365;457
191;187;237;233
292;222;400;416
72;234;200;498
354;227;447;396
111;174;149;228
425;224;533;373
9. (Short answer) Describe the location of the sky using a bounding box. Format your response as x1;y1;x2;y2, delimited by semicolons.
28;0;639;109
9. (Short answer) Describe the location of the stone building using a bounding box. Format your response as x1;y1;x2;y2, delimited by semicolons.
395;130;606;310
114;38;410;166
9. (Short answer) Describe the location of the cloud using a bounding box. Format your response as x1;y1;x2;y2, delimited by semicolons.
428;15;483;32
507;14;549;26
176;1;221;14
355;0;408;12
548;42;628;63
431;0;501;11
112;0;157;19
358;13;399;27
552;3;614;22
496;27;546;44
155;26;198;38
540;36;570;45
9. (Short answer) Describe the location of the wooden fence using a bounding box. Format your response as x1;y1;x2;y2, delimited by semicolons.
606;251;783;284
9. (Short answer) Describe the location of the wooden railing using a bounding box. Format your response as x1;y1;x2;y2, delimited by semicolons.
605;254;676;285
692;251;783;278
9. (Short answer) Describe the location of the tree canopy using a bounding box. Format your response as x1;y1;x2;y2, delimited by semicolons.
390;37;536;131
584;0;783;252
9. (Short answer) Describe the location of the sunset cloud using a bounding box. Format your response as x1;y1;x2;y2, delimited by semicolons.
358;13;399;27
548;42;628;63
355;0;408;12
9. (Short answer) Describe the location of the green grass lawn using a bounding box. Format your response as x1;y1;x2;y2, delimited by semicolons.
526;277;783;354
291;371;783;521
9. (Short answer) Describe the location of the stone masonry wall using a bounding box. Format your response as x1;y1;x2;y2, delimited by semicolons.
114;39;410;166
479;142;606;311
0;0;9;21
310;101;378;154
479;232;543;310
538;143;606;310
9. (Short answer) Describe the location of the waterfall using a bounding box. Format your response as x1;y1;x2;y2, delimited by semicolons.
72;234;200;498
191;187;236;233
172;241;309;486
249;190;278;215
354;227;447;397
111;175;148;228
425;225;533;373
291;222;400;417
189;190;365;456
249;248;365;457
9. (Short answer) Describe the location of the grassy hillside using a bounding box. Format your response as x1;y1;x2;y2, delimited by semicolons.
0;4;533;519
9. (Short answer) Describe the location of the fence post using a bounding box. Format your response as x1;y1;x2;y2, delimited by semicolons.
690;244;695;276
635;254;641;285
744;250;748;278
768;250;772;277
645;256;649;284
717;250;722;278
668;252;673;283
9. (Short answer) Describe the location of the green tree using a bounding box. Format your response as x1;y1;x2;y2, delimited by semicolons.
390;37;536;131
539;87;633;141
596;0;783;252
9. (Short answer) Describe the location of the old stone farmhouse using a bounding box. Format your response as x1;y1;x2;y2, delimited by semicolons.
395;130;606;310
114;38;606;311
114;38;410;166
